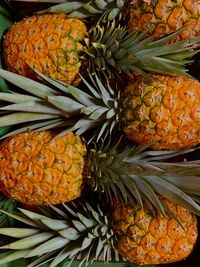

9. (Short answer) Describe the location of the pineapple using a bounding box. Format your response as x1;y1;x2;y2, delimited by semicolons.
128;0;200;43
0;197;197;266
122;74;200;149
0;130;87;205
2;8;200;84
112;197;198;265
1;126;200;214
3;13;88;86
0;69;200;150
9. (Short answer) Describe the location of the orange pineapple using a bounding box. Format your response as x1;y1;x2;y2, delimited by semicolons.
3;13;87;85
0;130;86;205
122;74;200;149
112;197;198;264
128;0;200;43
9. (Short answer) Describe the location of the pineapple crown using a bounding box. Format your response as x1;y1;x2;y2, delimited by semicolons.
85;21;200;80
0;198;121;267
87;137;200;216
0;68;120;141
35;0;126;22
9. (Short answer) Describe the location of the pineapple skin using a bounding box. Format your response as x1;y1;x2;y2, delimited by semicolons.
128;0;200;42
3;13;88;85
122;74;200;150
112;197;198;265
0;130;86;205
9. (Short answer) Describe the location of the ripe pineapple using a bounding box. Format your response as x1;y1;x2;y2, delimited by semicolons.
3;7;200;84
112;197;198;265
128;0;200;43
0;130;86;205
1;69;200;150
1;125;200;214
122;74;200;149
0;197;197;266
3;13;88;86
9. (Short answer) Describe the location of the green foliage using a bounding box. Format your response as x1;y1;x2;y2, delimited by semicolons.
0;200;117;266
21;0;124;22
0;69;120;141
0;194;17;228
84;22;200;80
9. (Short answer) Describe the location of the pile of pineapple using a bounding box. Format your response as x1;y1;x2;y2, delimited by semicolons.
0;0;200;266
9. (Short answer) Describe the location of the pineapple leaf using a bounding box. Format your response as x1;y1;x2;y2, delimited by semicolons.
81;105;103;115
70;117;99;135
47;96;85;113
49;247;75;267
0;113;60;128
0;119;64;139
120;176;143;207
18;208;53;222
31;68;67;94
37;0;124;22
0;250;31;265
72;220;87;232
26;252;56;267
0;92;38;103
54;203;73;219
0;69;115;142
60;204;77;218
25;236;69;258
81;236;95;251
95;120;111;142
0;101;64;115
163;175;200;195
143;175;200;215
80;74;101;99
67;84;97;106
129;175;166;215
0;209;44;228
59;227;80;240
0;228;40;238
0;232;54;250
48;247;72;267
40;218;68;231
0;69;56;99
94;74;114;106
85;203;102;223
89;107;109;119
77;213;95;228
